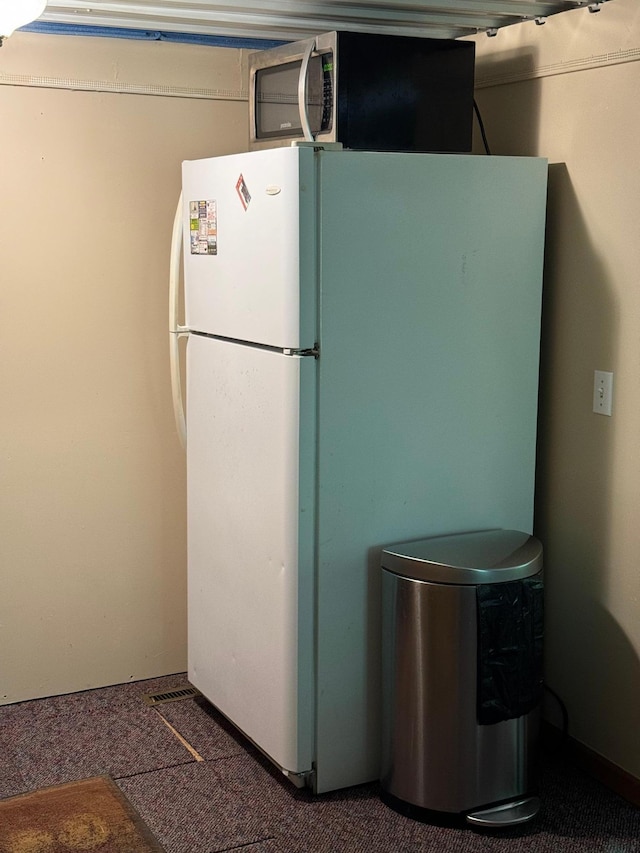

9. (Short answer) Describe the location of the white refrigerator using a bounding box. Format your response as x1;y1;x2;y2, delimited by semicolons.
170;145;548;794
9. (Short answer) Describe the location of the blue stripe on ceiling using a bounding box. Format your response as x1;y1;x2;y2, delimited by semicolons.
20;21;286;49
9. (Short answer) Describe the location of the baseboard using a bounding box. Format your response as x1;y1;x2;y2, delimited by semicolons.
541;722;640;807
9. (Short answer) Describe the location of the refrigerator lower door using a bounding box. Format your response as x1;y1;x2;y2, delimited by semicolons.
186;333;315;778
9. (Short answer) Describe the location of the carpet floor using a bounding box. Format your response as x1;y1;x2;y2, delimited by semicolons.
1;674;639;852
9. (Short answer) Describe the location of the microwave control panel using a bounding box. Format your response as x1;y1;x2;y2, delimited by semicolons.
321;54;333;133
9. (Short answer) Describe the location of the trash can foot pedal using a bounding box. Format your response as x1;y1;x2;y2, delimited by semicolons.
465;796;540;828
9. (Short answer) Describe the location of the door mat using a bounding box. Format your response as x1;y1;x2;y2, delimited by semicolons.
0;775;165;853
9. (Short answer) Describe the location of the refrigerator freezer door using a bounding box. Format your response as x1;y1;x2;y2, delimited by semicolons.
186;333;315;776
182;148;316;350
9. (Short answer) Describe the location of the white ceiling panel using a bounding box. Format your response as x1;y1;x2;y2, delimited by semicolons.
38;0;612;42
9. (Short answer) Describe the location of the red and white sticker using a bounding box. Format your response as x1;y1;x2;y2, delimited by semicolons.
236;174;251;211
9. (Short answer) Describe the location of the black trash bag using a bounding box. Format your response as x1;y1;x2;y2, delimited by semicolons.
476;578;544;725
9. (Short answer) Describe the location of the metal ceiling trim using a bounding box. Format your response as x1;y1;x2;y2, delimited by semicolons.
36;14;474;41
21;20;284;48
37;0;608;42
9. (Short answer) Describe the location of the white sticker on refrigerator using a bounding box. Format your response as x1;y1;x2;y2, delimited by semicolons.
236;174;251;211
190;200;217;255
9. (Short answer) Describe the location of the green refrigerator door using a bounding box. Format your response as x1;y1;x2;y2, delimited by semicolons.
312;149;547;793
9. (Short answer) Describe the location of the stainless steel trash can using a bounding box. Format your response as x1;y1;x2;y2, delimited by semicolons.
380;528;543;828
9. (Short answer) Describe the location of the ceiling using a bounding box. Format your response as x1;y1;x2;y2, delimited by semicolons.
37;1;609;42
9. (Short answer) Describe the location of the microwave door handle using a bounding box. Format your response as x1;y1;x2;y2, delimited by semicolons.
298;38;316;142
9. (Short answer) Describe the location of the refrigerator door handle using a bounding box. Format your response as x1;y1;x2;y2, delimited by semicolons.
169;190;188;449
298;38;316;143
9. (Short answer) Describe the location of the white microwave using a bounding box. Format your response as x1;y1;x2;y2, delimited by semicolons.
248;31;475;153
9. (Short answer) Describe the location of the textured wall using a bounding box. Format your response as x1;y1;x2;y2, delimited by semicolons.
471;0;640;780
0;32;249;703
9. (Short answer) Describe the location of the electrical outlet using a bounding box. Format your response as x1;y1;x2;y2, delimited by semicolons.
593;370;613;416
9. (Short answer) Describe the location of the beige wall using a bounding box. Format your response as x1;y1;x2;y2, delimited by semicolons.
472;0;640;779
4;6;639;785
0;32;249;703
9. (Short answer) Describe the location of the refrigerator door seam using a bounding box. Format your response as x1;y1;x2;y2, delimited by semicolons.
190;330;318;358
283;347;319;358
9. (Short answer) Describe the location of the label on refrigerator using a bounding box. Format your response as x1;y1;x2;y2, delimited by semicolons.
236;174;251;211
190;200;217;255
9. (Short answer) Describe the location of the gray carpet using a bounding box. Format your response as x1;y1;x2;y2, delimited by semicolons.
1;675;639;852
0;675;195;792
157;696;245;762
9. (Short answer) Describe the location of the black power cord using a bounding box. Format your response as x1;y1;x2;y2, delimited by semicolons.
543;683;570;741
473;99;492;156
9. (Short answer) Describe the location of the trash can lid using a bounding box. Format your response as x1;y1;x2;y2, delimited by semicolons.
381;529;542;585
